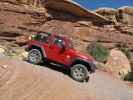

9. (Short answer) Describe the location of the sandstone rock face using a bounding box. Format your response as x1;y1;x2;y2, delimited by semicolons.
15;33;30;46
118;6;133;25
44;0;108;24
105;49;131;79
1;0;43;7
0;0;133;57
95;8;117;23
0;0;107;43
96;6;133;25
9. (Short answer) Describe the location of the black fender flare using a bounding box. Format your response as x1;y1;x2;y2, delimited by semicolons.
70;58;96;73
27;44;47;58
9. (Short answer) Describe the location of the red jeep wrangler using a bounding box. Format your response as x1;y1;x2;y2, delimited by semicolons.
26;32;96;82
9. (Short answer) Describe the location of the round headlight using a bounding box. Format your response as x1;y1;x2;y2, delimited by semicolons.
29;34;36;40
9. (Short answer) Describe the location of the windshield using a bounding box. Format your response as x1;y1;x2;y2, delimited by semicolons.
67;39;74;49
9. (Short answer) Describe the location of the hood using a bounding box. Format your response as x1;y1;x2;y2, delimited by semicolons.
70;49;94;62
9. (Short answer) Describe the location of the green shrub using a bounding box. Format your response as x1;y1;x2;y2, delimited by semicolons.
120;48;131;59
128;32;133;36
124;72;133;82
87;43;109;62
117;43;131;59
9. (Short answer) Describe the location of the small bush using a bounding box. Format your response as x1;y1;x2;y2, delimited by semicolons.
117;43;131;59
128;32;133;36
124;72;133;82
87;43;109;62
120;48;131;59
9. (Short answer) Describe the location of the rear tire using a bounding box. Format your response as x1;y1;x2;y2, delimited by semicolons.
28;49;42;64
70;64;89;82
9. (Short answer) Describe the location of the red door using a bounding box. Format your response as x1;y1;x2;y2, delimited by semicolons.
47;37;69;65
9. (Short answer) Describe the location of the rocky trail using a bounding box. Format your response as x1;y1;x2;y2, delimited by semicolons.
0;57;132;100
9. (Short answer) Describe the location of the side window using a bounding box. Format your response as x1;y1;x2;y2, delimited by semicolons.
36;33;49;43
54;37;65;47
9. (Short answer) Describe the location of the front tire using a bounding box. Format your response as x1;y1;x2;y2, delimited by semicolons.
70;64;89;82
28;49;42;64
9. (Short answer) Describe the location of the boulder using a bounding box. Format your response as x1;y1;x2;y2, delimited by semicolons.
0;45;6;58
19;50;28;60
94;61;107;71
0;45;5;54
105;49;131;79
15;34;30;46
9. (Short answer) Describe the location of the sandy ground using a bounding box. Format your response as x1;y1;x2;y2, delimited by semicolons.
0;57;132;100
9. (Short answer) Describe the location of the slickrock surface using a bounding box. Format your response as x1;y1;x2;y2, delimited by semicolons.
0;58;132;100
